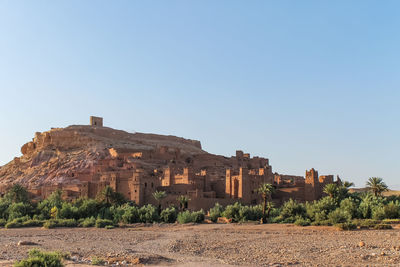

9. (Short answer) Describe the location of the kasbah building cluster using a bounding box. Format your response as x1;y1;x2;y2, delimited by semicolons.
17;117;340;210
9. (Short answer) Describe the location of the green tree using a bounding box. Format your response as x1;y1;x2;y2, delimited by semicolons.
176;195;190;211
366;177;388;197
152;191;167;215
5;184;29;203
323;184;338;199
96;186;125;206
343;181;355;189
257;183;275;223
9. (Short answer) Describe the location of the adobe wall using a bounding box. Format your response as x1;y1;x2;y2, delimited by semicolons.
274;187;305;204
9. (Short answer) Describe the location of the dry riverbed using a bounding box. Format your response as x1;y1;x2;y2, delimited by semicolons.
1;223;400;266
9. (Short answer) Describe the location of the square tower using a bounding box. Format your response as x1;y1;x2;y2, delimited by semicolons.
90;116;103;127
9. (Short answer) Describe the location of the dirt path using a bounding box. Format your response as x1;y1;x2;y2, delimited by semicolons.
1;223;400;266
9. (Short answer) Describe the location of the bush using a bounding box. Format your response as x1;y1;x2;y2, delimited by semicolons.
384;202;400;219
22;219;44;227
306;197;337;222
95;219;114;228
138;205;159;223
328;209;351;224
7;203;32;221
372;206;386;220
79;217;96;227
221;202;242;222
191;210;205;223
121;206;139;224
310;220;331;226
279;199;306;223
373;224;393;230
43;219;77;229
382;219;400;224
340;198;359;219
294;217;311;226
105;225;114;229
209;203;224;222
5;221;22;228
91;256;105;265
0;219;6;227
335;222;357;231
58;202;79;219
160;207;178;223
14;249;63;267
177;211;193;224
358;194;384;219
352;219;380;229
177;210;205;224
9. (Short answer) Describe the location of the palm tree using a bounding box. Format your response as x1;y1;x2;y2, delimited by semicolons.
366;177;388;197
337;181;354;200
97;186;115;205
343;181;355;189
257;183;275;224
153;190;167;214
323;184;338;198
177;195;190;211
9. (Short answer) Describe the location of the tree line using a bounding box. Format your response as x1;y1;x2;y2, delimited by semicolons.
0;177;396;230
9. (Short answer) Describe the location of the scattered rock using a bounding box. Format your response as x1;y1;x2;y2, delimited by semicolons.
358;241;365;247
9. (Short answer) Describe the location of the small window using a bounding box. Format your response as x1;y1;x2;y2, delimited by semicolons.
151;182;154;188
145;182;147;187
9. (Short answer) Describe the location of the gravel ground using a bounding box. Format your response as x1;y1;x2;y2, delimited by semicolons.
1;223;400;266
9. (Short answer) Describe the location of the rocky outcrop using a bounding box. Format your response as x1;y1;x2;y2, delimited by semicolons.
0;125;206;191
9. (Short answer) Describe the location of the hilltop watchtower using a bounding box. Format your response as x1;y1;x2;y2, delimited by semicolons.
90;116;103;127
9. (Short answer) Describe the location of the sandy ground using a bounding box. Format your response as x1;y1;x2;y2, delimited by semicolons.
1;223;400;266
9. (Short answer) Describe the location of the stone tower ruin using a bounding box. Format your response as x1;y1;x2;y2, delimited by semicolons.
90;116;103;127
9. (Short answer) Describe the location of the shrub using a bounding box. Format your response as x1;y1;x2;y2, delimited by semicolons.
79;217;96;227
43;219;77;229
382;219;400;224
121;205;139;224
105;225;114;229
294;217;311;226
335;222;357;231
221;202;242;222
75;198;98;219
352;219;380;229
371;206;386;220
328;209;351;224
358;194;384;219
177;210;205;224
306;197;337;222
95;219;114;228
160;206;178;223
191;210;205;223
384;202;400;219
373;224;393;230
209;203;224;222
310;220;331;226
7;202;32;221
58;203;79;219
138;205;159;223
91;256;105;265
14;249;63;267
280;199;306;222
177;211;193;224
22;219;44;227
5;221;22;228
0;219;6;227
339;198;359;219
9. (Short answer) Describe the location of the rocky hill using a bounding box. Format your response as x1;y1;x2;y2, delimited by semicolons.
0;125;208;190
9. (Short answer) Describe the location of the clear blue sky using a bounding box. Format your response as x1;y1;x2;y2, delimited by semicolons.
0;1;399;189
